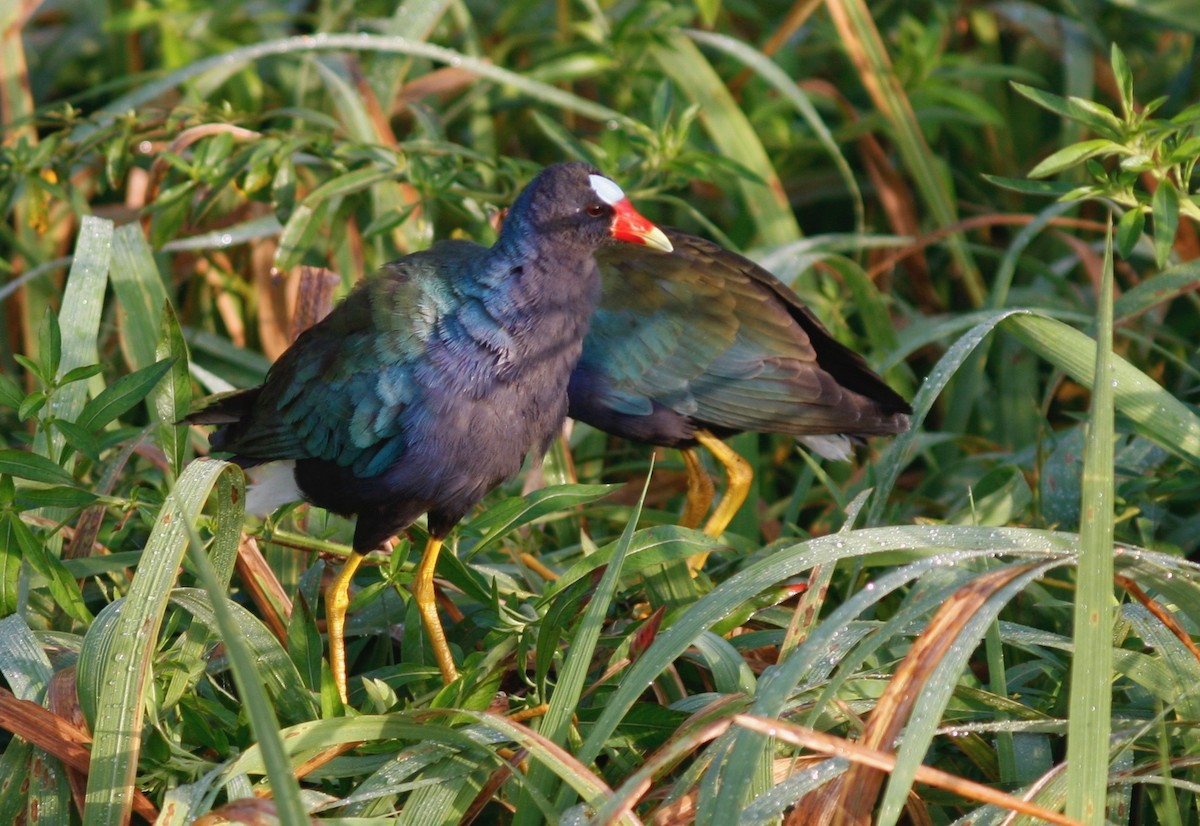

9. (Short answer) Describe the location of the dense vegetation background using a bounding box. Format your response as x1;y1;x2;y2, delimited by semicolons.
3;0;1200;823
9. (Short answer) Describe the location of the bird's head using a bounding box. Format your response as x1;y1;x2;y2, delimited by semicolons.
506;162;673;254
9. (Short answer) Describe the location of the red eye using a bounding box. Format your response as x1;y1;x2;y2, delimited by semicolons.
586;203;606;217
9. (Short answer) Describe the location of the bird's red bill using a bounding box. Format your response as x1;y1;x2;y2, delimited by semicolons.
610;200;673;252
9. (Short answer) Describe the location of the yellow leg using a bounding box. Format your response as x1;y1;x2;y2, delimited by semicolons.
517;551;560;582
327;551;365;703
680;447;716;530
688;430;755;571
414;537;458;684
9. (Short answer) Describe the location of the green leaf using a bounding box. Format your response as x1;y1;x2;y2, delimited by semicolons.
151;303;191;475
16;391;47;422
12;354;46;386
1152;180;1180;268
110;222;169;374
6;511;93;623
272;155;297;222
0;450;77;486
303;166;401;204
53;419;102;462
59;364;105;386
1066;97;1125;137
76;358;176;433
0;375;23;410
983;174;1080;197
272;201;324;274
38;308;62;384
1011;82;1123;139
1111;44;1133;119
0;520;21;617
1011;81;1075;120
14;486;99;510
1115;207;1144;260
693;0;720;27
1027;139;1124;179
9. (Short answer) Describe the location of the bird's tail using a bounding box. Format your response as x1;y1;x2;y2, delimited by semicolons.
179;387;262;452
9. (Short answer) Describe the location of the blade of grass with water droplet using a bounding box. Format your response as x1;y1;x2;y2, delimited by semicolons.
1064;222;1115;824
527;468;652;824
80;458;247;826
110;223;168;374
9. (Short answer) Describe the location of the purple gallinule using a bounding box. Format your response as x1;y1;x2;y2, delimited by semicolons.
570;228;910;565
186;162;672;698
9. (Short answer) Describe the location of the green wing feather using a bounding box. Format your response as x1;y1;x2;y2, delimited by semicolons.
587;229;900;435
208;242;486;477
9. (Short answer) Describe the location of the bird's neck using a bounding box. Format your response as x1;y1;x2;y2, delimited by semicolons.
485;228;603;323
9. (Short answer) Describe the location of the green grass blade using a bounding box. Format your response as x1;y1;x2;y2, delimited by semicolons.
177;477;309;824
109;223;168;373
0;620;75;823
1001;313;1200;464
574;525;1080;771
867;311;1015;524
825;0;984;305
76;34;643;143
871;304;1200;527
0;615;53;699
650;33;801;246
36;216;112;462
79;458;246;826
685;28;865;235
875;562;1061;824
465;482;618;557
1064;222;1116;824
1112;258;1200;321
529;469;652;823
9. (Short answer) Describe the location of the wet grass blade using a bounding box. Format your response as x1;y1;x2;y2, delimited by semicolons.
109;223;168;373
36;217;112;463
79;459;250;826
525;469;653;823
1064;223;1116;823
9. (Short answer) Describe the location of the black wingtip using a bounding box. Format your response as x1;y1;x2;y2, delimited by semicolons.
178;387;261;426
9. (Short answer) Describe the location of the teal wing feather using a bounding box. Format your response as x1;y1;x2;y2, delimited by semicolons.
586;229;903;436
213;242;484;477
585;234;746;418
587;230;825;431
